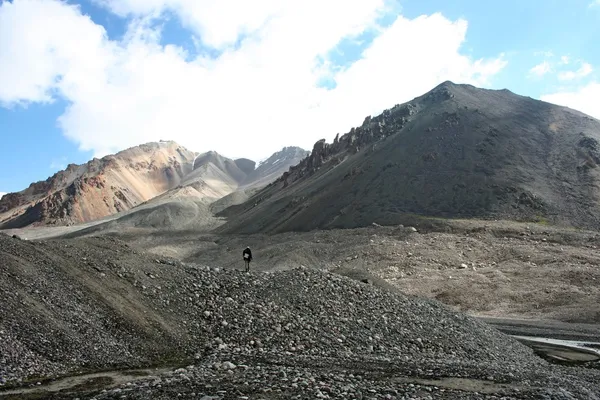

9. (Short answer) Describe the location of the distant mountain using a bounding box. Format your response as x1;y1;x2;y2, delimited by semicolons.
234;158;257;175
244;147;310;188
0;143;308;229
218;81;600;234
0;141;196;229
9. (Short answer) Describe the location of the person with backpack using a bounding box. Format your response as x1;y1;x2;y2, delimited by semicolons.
243;246;252;272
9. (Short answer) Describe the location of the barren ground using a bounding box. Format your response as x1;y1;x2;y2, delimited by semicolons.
2;217;600;398
95;218;600;326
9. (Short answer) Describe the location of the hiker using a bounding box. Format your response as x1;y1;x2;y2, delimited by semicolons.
243;246;252;272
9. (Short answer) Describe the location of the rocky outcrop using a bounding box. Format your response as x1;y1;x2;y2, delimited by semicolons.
274;95;421;187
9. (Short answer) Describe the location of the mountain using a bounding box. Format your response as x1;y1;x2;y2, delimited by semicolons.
218;81;600;234
244;146;310;188
0;142;308;229
85;148;310;232
0;141;196;229
234;158;256;175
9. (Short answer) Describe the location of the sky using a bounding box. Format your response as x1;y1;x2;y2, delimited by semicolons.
1;0;600;196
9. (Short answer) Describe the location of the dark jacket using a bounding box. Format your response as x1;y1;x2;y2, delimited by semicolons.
243;248;252;261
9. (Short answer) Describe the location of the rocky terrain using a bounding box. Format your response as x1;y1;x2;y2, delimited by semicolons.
218;81;600;234
0;143;308;230
4;81;600;398
83;217;600;326
1;233;599;399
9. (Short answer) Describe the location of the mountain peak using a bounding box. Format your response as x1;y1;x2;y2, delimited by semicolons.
0;142;197;228
437;80;457;88
219;80;600;234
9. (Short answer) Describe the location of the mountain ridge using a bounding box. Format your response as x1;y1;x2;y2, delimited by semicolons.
0;142;308;229
218;81;600;234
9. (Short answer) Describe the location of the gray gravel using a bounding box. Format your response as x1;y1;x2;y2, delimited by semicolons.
1;234;599;398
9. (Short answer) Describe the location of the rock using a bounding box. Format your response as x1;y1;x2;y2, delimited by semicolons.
221;361;236;370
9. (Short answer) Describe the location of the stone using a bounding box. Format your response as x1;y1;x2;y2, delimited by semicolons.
222;361;236;370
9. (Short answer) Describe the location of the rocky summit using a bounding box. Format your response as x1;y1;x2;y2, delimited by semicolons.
0;233;599;399
219;81;600;234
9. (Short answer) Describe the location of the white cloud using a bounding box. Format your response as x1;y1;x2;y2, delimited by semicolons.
560;56;570;65
558;62;593;81
530;61;552;77
0;0;113;107
0;192;6;200
0;0;507;160
541;82;600;120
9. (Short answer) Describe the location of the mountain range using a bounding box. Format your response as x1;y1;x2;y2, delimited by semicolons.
3;81;600;234
0;142;308;229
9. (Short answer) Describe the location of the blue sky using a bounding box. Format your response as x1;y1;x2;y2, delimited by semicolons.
1;0;599;196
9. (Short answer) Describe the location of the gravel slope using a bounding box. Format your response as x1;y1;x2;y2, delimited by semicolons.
1;233;599;398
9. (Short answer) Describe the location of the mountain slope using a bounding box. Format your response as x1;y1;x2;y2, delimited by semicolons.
243;146;310;188
0;140;309;230
0;141;197;229
218;81;600;234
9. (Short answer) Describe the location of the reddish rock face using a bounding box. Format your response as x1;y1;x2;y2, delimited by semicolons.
0;142;196;229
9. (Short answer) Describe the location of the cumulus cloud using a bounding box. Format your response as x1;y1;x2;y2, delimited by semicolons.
530;61;552;77
558;62;593;81
541;82;600;120
0;0;507;160
0;192;6;200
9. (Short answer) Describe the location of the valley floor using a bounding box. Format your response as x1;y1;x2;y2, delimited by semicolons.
107;218;600;325
2;217;600;399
